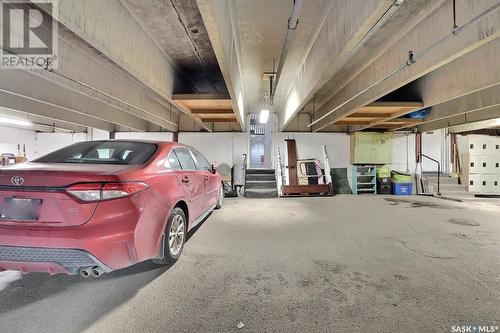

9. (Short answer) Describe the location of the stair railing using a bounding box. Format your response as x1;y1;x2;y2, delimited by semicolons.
421;153;441;196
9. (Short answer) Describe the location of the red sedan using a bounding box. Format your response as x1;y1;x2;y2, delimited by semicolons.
0;140;223;277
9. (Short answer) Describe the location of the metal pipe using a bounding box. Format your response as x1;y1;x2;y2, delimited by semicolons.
272;0;303;100
91;266;104;278
79;267;91;278
308;1;499;130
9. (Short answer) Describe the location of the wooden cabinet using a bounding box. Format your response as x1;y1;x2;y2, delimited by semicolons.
350;132;393;164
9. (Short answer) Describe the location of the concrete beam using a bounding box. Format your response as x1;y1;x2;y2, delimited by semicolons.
46;23;179;131
197;0;246;131
392;84;500;131
419;105;500;133
449;117;500;133
0;22;185;132
310;0;500;131
50;0;208;131
0;90;116;132
423;84;500;124
0;70;147;131
0;107;87;133
274;0;395;129
56;0;176;99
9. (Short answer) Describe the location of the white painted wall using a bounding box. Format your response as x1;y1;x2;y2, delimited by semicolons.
0;127;111;161
388;133;416;173
0;119;448;184
29;131;176;160
383;131;448;174
421;130;449;173
274;132;350;168
1;128;174;162
0;125;37;157
273;132;351;185
114;132;173;141
28;133;89;160
89;128;110;141
178;132;249;166
177;130;449;187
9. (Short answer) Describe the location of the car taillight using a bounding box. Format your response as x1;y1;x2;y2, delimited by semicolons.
66;182;149;202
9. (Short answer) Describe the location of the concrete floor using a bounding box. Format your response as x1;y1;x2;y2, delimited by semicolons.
1;195;500;332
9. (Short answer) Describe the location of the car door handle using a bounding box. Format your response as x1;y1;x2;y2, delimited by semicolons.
182;176;190;184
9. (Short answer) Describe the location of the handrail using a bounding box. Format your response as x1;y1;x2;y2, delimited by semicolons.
242;153;247;168
242;153;247;173
454;143;462;185
421;153;441;196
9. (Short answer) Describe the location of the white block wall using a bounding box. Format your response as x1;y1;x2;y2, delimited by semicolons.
273;132;351;186
177;130;449;189
0;120;450;185
114;132;173;141
28;133;88;159
421;130;449;173
0;125;37;157
27;129;110;160
0;128;179;161
178;132;249;166
388;133;416;173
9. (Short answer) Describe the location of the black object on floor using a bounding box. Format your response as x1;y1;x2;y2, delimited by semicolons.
474;194;500;198
330;168;352;194
223;181;237;197
377;178;392;194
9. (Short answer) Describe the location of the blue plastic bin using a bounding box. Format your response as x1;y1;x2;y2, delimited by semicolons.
392;183;413;195
403;108;430;119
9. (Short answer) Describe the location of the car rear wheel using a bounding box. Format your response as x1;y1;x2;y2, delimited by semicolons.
152;207;186;265
215;183;224;209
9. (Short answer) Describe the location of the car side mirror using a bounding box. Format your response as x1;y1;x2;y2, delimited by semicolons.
211;165;217;174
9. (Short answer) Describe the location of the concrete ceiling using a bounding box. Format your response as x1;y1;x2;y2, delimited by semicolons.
122;0;227;95
235;0;328;115
1;0;497;134
201;0;499;133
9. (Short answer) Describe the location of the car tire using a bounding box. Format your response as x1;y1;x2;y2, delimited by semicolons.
215;183;224;209
152;207;187;265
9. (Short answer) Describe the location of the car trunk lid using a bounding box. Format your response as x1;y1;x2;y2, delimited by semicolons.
0;163;133;227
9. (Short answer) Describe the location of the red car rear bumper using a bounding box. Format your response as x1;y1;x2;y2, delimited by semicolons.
0;192;167;275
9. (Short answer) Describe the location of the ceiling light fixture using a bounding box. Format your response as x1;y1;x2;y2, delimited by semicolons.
0;117;33;127
259;109;270;124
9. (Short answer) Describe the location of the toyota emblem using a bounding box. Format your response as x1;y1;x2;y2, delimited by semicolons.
11;176;24;185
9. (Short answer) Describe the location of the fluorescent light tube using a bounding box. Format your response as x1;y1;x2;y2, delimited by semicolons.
0;117;33;127
259;109;269;124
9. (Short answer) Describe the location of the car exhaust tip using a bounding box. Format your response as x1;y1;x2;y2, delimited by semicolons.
91;266;104;278
79;267;91;278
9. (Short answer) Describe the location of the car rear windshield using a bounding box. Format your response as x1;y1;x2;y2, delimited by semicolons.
34;141;158;165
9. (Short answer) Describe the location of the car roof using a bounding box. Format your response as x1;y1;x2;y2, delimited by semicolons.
80;139;189;149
